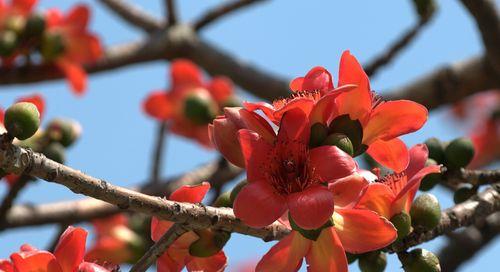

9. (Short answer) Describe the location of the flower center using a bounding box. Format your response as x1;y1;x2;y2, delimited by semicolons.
272;90;321;111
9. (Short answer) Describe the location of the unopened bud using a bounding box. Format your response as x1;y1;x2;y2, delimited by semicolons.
230;179;247;205
4;102;40;140
42;142;66;164
420;159;441;191
183;91;217;125
424;138;445;164
189;229;231;258
322;133;354;156
309;122;328;148
410;193;441;230
358;251;387;272
444;137;475;169
400;248;441;272
329;114;363;156
24;13;46;38
213;191;232;207
0;31;18;56
390;212;413;241
41;32;65;61
453;185;476;204
46;118;82;147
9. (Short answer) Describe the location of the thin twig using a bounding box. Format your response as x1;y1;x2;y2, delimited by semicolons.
193;0;267;31
364;17;432;77
98;0;163;32
130;223;190;272
0;175;32;224
446;168;500;187
150;122;168;184
165;0;178;27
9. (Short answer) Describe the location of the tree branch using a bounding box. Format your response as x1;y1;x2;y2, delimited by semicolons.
0;175;32;224
388;184;500;253
438;212;500;272
165;0;178;27
193;0;267;31
447;168;500;187
98;0;163;32
1;158;242;230
150;122;168;184
459;0;500;75
130;223;190;272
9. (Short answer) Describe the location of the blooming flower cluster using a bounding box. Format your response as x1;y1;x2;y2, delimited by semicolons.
143;59;238;148
0;0;102;95
210;51;438;271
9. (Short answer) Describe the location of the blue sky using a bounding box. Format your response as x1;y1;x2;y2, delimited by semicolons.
0;0;498;271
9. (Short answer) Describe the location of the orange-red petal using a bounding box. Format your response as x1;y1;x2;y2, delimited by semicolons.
305;228;347;272
367;138;409;173
309;145;357;182
53;226;87;272
354;183;395;218
11;250;62;272
256;231;311;272
65;5;89;30
328;174;369;207
333;208;396;254
171;59;203;87
57;60;87;96
143;91;173;121
207;76;233;103
186;251;227;272
287;186;335;230
169;182;210;203
238;129;273;181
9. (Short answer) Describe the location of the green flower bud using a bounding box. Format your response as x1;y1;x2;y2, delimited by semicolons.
46;118;81;147
329;115;363;155
24;13;46;38
424;138;445;163
400;248;441;272
41;32;65;61
419;159;441;191
213;191;232;207
42;142;66;164
346;252;359;264
444;138;475;169
0;31;18;56
453;185;476;204
229;179;247;205
410;193;441;230
4;102;40;140
289;214;333;241
189;229;231;257
322;133;354;156
358;251;387;272
183;91;218;125
308;122;328;148
390;212;413;241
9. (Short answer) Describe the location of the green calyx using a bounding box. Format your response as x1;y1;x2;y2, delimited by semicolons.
41;32;65;61
213;191;232;208
24;13;46;38
4;102;40;140
444;137;475;169
400;248;441;272
0;31;18;56
358;251;387;272
390;212;413;241
410;193;441;230
309;122;328;148
189;229;231;258
328;114;364;156
42;142;66;164
419;159;441;191
424;138;445;164
322;132;354;156
229;179;247;206
453;185;476;204
46;118;81;147
289;213;333;241
183;92;217;125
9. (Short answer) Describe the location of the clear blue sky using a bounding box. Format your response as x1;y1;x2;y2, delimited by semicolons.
0;1;498;271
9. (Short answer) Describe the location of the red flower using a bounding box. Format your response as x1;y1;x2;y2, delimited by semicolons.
3;226;111;272
44;5;102;95
85;214;137;266
469;118;500;168
233;108;357;229
143;59;236;148
354;144;441;218
151;182;227;272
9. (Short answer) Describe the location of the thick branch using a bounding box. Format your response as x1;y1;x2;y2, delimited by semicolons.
98;0;163;32
193;0;267;31
165;0;178;26
388;184;500;253
452;168;500;186
438;212;500;272
459;0;500;75
1;158;242;230
130;223;189;272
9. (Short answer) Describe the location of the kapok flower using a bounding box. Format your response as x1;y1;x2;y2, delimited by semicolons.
86;214;141;266
233;108;358;229
1;226;111;272
43;5;102;95
354;144;441;219
469;118;500;168
143;59;237;148
151;182;227;272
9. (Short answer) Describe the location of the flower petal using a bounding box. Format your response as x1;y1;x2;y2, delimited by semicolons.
363;100;428;144
333;208;396;254
207;76;233;103
157;253;184;272
309;145;357;182
256;231;311;272
54;226;87;272
287;186;334;230
169;182;210;203
171;59;203;87
143;91;173;121
354;183;395;218
328;174;369;207
65;5;89;30
11;251;62;272
277;107;310;144
305;228;347;272
309;85;356;124
57;60;87;95
186;251;227;272
238;129;273;181
243;101;277;123
367;138;409;173
0;259;13;272
290;66;333;94
406;144;430;179
78;262;113;272
233;181;287;228
336;50;372;122
151;217;174;241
